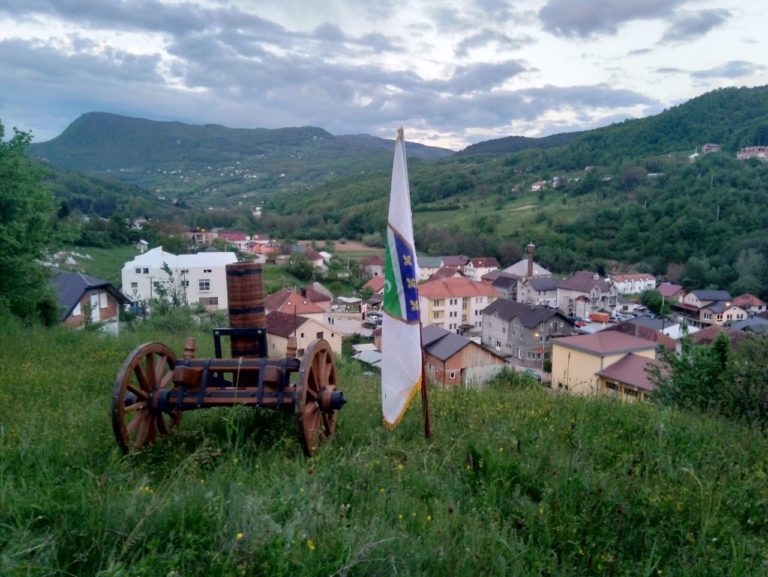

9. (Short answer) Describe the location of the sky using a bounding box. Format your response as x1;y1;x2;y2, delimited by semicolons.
1;0;766;150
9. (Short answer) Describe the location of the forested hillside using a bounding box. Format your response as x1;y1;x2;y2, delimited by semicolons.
14;85;768;299
268;86;768;296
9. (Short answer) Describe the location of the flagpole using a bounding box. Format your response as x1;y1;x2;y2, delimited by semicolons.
419;320;432;438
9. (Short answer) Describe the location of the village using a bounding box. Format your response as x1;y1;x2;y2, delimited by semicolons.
50;228;768;403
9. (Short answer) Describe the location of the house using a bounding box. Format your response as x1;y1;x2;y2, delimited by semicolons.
429;266;465;281
52;271;130;330
609;273;656;295
265;288;327;322
530;180;547;192
596;354;665;401
602;318;679;351
417;256;443;282
700;300;748;326
556;271;618;318
360;255;385;278
737;146;768;161
134;239;149;253
421;325;506;388
551;332;658;395
732;293;767;314
265;311;342;357
362;276;385;295
481;299;573;368
216;230;250;251
492;273;523;300
418;276;497;334
702;143;721;153
441;255;468;271
121;247;238;311
503;243;552;279
188;230;217;246
657;282;685;303
673;290;741;327
464;257;500;281
517;277;558;308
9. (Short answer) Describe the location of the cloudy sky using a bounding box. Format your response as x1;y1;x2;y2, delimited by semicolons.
1;0;765;150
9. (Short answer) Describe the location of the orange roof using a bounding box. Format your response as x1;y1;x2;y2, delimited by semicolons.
419;276;498;300
554;332;658;356
733;293;766;308
363;276;385;292
265;288;325;315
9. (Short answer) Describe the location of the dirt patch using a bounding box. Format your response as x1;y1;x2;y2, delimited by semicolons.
510;204;536;212
301;240;380;253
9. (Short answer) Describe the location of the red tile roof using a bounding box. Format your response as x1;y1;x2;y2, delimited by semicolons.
419;276;498;300
363;276;385;293
657;282;684;298
266;311;309;337
733;293;766;308
265;288;326;315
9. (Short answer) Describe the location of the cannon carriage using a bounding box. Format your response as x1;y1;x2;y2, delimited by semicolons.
111;262;346;457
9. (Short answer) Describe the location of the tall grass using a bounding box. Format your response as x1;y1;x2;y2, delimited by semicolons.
1;319;767;576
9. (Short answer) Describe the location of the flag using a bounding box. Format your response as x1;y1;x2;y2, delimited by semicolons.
381;128;423;427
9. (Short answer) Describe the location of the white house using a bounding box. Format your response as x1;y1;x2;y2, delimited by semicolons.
121;247;238;311
609;273;656;295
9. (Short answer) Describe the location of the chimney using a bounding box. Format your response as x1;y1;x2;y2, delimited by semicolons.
526;242;536;279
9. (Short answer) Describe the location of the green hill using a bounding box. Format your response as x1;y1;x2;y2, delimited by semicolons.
28;112;453;206
2;321;767;576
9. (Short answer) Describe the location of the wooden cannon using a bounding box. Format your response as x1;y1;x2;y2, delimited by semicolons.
111;262;346;457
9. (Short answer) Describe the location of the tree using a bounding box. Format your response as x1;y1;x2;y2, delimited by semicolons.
639;289;671;316
286;253;313;281
0;123;57;324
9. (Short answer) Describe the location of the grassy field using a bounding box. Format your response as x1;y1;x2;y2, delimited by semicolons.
1;320;767;576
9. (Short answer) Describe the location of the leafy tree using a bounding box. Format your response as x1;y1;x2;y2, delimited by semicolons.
286;253;313;281
651;334;768;428
0;123;57;324
651;334;732;414
639;289;671;316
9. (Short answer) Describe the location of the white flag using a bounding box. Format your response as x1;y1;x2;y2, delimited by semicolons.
381;128;422;427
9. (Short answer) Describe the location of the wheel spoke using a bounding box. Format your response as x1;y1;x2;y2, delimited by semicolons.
127;411;145;434
145;354;157;387
133;364;150;392
134;413;149;448
127;384;148;400
125;401;146;413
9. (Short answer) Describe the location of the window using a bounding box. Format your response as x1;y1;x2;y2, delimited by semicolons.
703;312;712;320
182;280;189;287
448;370;456;379
135;268;141;274
433;311;440;319
99;291;108;308
203;268;212;273
300;333;305;339
131;282;138;289
316;332;324;339
462;298;468;309
199;296;218;307
199;279;211;291
142;268;149;274
624;388;639;397
606;382;618;391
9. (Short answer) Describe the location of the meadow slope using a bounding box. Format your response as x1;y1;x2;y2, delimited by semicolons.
1;321;767;576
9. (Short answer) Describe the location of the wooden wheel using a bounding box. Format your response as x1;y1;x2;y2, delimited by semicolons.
295;339;338;456
111;342;180;453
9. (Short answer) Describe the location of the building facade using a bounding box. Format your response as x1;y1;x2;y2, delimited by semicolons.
121;247;238;311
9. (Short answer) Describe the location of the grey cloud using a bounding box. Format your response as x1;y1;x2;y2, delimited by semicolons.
454;30;534;58
438;61;528;94
539;0;689;38
656;67;686;74
691;60;765;79
660;9;731;43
